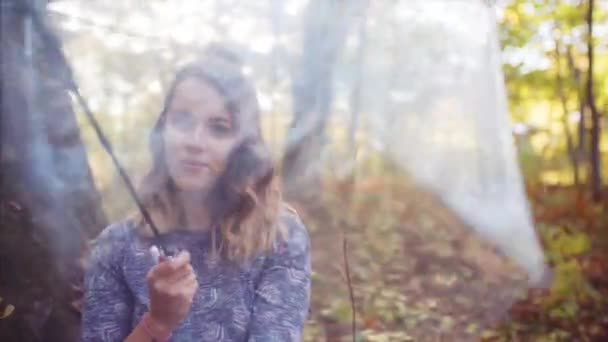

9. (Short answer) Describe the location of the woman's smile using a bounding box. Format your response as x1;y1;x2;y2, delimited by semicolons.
180;159;211;174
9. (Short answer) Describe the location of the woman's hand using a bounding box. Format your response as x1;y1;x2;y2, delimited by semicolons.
145;251;198;333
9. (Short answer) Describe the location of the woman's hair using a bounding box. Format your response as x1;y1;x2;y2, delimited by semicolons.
135;44;285;263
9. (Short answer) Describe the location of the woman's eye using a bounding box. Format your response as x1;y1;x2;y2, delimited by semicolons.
210;122;233;136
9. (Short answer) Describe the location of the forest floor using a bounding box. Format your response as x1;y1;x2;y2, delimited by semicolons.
297;177;608;341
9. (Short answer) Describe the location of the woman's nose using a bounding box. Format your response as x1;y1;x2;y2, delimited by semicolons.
185;125;207;151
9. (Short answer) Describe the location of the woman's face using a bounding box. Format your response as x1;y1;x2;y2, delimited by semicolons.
163;77;239;194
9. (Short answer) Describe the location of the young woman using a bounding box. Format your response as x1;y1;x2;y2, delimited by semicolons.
81;47;311;341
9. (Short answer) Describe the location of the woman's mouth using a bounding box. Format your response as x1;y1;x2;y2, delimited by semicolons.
180;160;210;173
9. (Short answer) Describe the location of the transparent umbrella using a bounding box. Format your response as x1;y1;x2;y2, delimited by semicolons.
9;0;550;340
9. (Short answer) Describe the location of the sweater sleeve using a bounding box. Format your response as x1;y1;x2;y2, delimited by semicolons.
81;222;134;342
247;213;312;341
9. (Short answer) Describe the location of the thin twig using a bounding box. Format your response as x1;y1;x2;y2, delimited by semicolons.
24;3;167;255
342;235;357;342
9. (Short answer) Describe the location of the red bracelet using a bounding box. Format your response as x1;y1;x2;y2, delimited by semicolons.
141;312;172;342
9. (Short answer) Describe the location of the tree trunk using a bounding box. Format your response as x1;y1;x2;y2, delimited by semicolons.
348;1;368;154
281;0;356;201
269;0;283;155
586;0;602;202
342;0;369;200
554;38;580;187
1;1;107;340
566;45;586;159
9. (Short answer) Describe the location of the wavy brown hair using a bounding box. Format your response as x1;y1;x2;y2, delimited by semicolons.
135;46;285;263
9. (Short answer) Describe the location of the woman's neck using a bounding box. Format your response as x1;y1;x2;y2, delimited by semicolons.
177;190;211;231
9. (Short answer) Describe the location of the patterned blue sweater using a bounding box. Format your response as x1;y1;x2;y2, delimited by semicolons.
81;212;311;341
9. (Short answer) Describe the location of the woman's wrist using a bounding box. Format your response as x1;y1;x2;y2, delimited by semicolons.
141;312;173;341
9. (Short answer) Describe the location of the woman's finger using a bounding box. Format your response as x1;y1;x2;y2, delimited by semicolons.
149;245;161;264
168;251;191;270
158;273;197;298
166;264;195;284
149;251;191;278
180;273;199;296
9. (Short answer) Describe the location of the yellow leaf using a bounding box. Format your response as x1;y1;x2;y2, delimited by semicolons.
466;323;478;334
1;304;15;319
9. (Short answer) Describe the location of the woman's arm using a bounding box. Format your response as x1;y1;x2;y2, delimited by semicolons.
81;223;135;341
247;214;311;342
126;251;198;342
82;224;197;342
124;313;172;342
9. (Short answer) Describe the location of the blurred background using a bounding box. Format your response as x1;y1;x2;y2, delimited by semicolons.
1;0;607;341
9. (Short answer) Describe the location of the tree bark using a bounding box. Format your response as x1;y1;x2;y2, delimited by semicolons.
348;1;368;154
586;0;602;202
1;1;107;340
342;0;369;199
554;38;580;187
281;0;356;201
566;45;586;158
269;0;283;155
